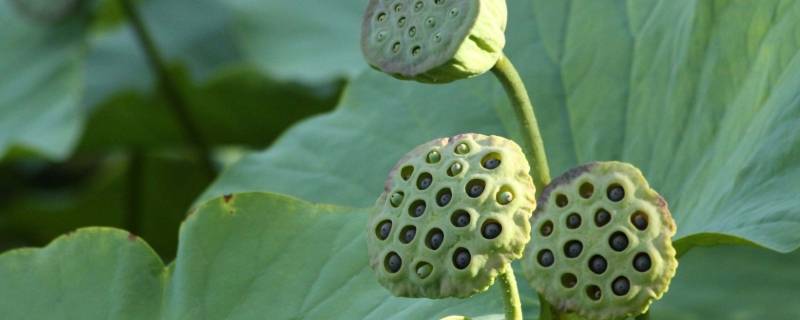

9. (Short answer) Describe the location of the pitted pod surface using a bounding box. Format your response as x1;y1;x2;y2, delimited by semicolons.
367;133;536;298
522;162;678;320
361;0;507;83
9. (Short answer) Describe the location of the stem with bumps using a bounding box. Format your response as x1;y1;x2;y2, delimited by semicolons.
499;268;523;320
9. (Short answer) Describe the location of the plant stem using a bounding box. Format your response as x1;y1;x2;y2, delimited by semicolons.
635;311;651;320
119;0;215;179
491;53;551;194
499;267;523;320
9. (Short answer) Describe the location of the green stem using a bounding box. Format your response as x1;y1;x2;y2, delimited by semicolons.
499;268;523;320
635;311;650;320
491;53;551;193
119;0;215;179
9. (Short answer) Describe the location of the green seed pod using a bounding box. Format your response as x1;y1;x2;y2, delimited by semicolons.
367;133;535;298
521;162;678;320
361;0;507;83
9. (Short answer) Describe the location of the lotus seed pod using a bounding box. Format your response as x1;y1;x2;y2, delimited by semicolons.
367;133;536;298
521;162;678;320
361;0;507;83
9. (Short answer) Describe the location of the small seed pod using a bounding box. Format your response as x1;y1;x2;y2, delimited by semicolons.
367;133;536;298
361;0;507;83
521;162;678;320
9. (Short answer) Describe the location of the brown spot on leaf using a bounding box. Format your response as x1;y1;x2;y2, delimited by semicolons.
128;233;138;241
223;194;234;203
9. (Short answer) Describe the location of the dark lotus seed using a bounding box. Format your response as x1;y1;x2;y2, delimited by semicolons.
579;182;594;198
631;211;649;230
634;253;652;272
376;220;392;240
453;248;471;269
555;194;568;207
595;209;611;227
564;240;583;258
400;226;416;244
385;252;402;273
417;173;433;190
400;166;414;180
607;184;625;202
436;188;452;206
481;153;501;169
561;273;578;288
409;200;426;217
426;228;444;250
588;255;607;274
586;285;602;301
612;276;630;296
537;249;555;267
609;231;629;252
466;179;485;198
566;213;582;229
481;220;502;239
451;210;470;227
540;220;554;236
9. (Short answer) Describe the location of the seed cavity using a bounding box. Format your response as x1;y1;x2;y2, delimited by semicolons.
394;3;403;12
447;162;463;176
426;17;436;28
538;249;554;267
409;200;426;217
376;220;392;240
376;31;386;42
408;26;417;38
466;179;485;198
455;143;470;154
397;16;407;27
481;153;502;169
433;32;442;43
426;228;444;250
449;8;459;17
631;211;649;230
416;262;432;279
609;231;629;252
564;240;583;258
392;42;401;53
400;165;414;180
586;285;602;301
426;150;441;163
390;191;404;207
411;46;421;56
612;276;630;296
434;0;445;5
588;255;607;274
496;188;514;205
451;210;470;227
400;225;417;244
634;252;652;272
566;213;581;229
453;247;471;269
377;12;387;22
414;1;424;11
481;220;502;239
555;194;568;207
607;184;625;202
385;252;402;273
561;273;578;288
540;220;554;237
595;209;611;227
436;188;452;207
579;182;594;199
417;172;433;190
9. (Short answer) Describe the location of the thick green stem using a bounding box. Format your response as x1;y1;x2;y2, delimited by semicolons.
119;0;215;179
491;53;551;193
499;268;523;320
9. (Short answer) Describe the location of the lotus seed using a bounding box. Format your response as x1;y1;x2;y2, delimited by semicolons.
564;240;583;258
589;255;607;274
409;200;426;217
607;184;625;202
412;46;421;56
634;253;652;272
434;0;445;5
455;143;470;154
497;190;514;205
394;3;403;12
376;220;392;240
414;1;423;11
579;182;594;198
398;16;406;27
427;228;444;250
376;31;386;42
481;221;502;239
595;208;611;227
555;194;568;207
609;231;629;252
392;42;401;53
425;150;441;163
433;32;442;43
586;285;602;301
447;162;463;176
451;210;470;227
377;12;386;22
385;252;402;273
453;248;471;269
566;213;582;229
426;17;436;28
416;262;432;279
450;8;459;17
540;220;554;236
631;211;649;230
612;276;630;296
437;188;452;206
390;191;404;207
400;165;414;180
408;26;417;38
417;173;433;190
482;154;501;169
538;249;554;267
561;273;578;288
466;179;485;198
400;225;417;243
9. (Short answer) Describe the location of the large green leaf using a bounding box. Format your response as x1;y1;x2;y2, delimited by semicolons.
203;0;800;253
2;193;798;319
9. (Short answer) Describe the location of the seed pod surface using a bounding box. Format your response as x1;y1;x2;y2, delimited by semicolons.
368;133;535;298
361;0;507;83
521;161;677;320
